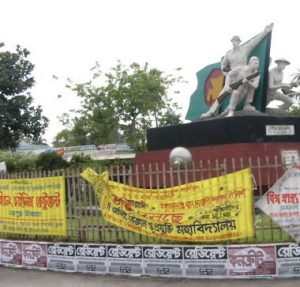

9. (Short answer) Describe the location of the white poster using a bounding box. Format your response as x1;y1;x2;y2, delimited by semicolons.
75;244;107;274
276;243;300;277
106;245;143;276
143;245;184;277
47;243;76;272
183;246;227;278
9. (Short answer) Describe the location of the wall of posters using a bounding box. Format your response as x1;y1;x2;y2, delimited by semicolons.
1;240;300;279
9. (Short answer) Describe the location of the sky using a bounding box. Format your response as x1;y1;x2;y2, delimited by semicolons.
1;0;300;145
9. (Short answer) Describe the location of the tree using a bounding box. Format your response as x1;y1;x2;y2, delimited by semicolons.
0;45;48;150
52;116;89;147
54;61;183;150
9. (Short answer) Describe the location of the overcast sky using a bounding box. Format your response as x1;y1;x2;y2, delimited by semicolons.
1;0;299;145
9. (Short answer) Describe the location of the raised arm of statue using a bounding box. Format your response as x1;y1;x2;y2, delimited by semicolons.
244;23;274;53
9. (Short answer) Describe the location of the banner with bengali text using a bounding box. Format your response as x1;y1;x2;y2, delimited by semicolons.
0;177;67;236
255;166;300;242
81;168;254;242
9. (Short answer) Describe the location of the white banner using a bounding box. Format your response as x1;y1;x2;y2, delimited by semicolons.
255;166;300;242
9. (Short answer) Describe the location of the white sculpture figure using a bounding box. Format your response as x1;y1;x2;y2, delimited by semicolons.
267;58;293;111
225;56;260;117
200;56;260;119
199;24;273;120
221;23;273;74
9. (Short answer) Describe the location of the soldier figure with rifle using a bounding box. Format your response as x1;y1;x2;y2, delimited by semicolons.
225;56;260;117
199;24;273;119
267;58;296;111
200;56;260;118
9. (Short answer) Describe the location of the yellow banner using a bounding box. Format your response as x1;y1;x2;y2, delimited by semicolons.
0;177;67;236
81;168;254;242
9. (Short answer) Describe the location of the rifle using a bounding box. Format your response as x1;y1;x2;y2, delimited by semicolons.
208;71;260;115
281;81;300;95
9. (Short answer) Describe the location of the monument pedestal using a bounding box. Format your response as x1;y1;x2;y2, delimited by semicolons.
134;114;300;188
146;114;300;151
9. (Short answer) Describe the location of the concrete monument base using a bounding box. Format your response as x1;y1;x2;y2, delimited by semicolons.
134;114;300;188
147;113;300;151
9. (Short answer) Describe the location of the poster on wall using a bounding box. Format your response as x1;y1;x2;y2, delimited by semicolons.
276;243;300;277
75;244;107;274
107;245;143;276
0;241;22;267
143;245;184;277
228;245;276;277
183;246;228;278
47;243;76;272
22;241;47;269
255;166;300;242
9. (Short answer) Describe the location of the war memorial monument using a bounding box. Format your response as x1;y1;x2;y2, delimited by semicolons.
135;23;300;174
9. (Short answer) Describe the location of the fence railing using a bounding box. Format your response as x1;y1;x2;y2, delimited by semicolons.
0;156;293;244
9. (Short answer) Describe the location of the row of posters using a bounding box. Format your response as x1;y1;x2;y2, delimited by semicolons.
1;240;300;278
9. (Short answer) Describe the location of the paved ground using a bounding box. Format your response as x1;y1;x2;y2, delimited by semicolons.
1;267;300;287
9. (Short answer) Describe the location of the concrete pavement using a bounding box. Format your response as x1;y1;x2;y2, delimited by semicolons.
1;267;300;287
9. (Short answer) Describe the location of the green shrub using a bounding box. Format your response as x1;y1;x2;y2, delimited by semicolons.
0;151;37;173
35;151;69;171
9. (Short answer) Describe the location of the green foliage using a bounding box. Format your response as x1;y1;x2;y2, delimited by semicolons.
0;150;38;173
52;117;89;147
0;46;48;150
35;151;69;171
0;150;133;173
69;154;95;169
69;153;133;170
53;61;183;151
290;106;300;116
